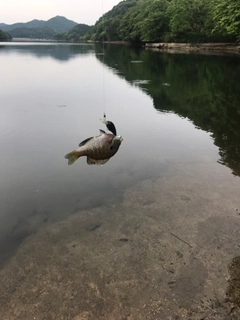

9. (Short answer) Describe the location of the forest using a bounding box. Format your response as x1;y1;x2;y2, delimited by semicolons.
53;24;91;42
8;27;55;39
84;0;240;43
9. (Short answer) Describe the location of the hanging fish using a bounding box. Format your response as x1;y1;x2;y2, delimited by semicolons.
64;116;123;165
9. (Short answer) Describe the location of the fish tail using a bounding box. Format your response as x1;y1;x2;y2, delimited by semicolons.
64;150;82;165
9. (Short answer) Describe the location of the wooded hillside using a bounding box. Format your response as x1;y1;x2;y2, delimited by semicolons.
84;0;240;43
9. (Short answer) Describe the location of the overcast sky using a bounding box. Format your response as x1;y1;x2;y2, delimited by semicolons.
1;0;121;25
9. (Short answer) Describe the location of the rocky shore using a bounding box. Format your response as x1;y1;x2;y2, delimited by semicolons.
145;42;240;55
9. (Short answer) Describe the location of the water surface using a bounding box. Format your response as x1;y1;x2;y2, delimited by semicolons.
0;42;240;264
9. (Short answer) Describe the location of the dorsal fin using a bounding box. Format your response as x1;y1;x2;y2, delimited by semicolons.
106;121;117;136
79;137;93;147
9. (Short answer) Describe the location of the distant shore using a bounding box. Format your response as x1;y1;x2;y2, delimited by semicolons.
9;39;240;55
11;38;57;42
93;40;240;55
89;40;240;55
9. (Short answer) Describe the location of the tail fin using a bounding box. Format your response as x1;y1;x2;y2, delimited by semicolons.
64;150;81;165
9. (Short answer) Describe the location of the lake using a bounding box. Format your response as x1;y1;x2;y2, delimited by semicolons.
0;42;240;319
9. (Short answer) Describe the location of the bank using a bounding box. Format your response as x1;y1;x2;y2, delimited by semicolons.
145;42;240;55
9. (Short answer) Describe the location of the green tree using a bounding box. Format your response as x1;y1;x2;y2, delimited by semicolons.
119;1;145;42
86;0;137;41
212;0;240;42
167;0;214;42
119;0;170;42
138;0;170;42
83;0;239;43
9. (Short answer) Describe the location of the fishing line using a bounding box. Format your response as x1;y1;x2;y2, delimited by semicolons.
101;0;106;119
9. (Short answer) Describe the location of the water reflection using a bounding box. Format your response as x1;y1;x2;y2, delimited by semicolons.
96;44;240;176
0;42;96;60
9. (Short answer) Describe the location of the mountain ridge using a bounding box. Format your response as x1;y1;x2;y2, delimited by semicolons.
0;16;78;33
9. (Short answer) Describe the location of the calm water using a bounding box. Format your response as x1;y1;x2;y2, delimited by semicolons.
0;42;240;266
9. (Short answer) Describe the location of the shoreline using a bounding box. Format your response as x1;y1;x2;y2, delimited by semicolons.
145;42;240;55
7;39;240;55
91;40;240;55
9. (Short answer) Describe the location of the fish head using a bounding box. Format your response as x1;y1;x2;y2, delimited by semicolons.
110;135;123;149
113;135;123;143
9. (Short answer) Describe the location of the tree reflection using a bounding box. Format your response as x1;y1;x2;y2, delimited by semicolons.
96;44;240;176
0;43;95;61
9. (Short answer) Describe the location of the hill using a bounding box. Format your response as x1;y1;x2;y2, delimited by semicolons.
45;16;77;33
54;24;92;42
0;19;45;31
0;16;77;33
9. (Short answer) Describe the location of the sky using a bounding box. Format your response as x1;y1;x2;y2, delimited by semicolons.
0;0;121;25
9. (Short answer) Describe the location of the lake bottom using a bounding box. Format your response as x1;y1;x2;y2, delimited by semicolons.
0;161;240;320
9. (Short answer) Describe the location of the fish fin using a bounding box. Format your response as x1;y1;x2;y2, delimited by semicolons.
106;121;117;136
99;129;106;134
79;137;93;147
87;158;110;165
100;117;117;136
64;150;81;165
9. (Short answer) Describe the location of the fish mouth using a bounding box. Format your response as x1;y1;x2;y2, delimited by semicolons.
113;135;123;142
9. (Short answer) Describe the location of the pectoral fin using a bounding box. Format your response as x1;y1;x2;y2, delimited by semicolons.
87;158;110;165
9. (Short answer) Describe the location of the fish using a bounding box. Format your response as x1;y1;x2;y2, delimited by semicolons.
65;131;123;165
64;118;123;165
